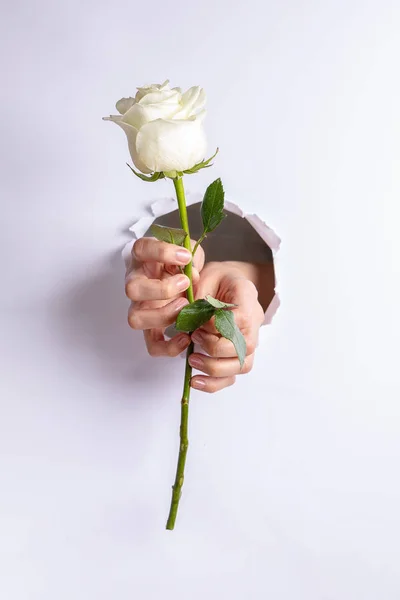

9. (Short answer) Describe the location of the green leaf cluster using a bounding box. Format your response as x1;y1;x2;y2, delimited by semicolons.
191;177;227;256
182;148;219;174
175;295;246;368
150;223;188;246
126;164;165;182
200;178;226;235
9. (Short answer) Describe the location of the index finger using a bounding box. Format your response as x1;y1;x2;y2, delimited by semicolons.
191;328;259;358
133;237;192;267
144;328;191;357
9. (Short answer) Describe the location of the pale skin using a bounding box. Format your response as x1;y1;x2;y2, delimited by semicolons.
125;237;275;393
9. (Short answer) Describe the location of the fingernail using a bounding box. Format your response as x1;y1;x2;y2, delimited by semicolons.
192;377;206;390
176;276;189;291
176;249;191;264
189;355;203;369
191;331;203;345
174;297;188;311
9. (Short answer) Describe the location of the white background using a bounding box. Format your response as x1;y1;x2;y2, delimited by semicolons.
1;1;400;598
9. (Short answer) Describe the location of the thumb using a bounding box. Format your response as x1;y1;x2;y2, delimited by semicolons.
190;240;205;273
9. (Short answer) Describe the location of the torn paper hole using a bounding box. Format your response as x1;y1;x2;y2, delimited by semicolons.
122;192;281;327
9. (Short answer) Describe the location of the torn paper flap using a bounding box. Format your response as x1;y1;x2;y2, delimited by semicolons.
123;193;281;326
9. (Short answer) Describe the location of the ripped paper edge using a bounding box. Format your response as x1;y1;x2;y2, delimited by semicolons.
122;192;281;326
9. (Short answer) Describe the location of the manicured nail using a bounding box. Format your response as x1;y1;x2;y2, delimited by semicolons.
192;377;206;390
175;249;191;264
189;355;203;369
176;276;189;291
191;331;204;345
174;297;188;311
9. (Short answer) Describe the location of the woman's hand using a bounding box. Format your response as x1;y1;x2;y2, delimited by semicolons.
125;237;205;356
189;261;273;393
125;237;274;393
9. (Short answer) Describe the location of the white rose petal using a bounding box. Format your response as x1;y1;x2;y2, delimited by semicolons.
103;116;152;174
122;100;180;130
137;89;181;106
135;80;170;102
104;81;207;174
174;86;206;119
115;97;135;115
136;117;207;173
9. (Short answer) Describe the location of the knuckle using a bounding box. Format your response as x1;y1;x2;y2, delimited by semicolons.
240;314;252;330
207;360;221;377
158;244;170;263
167;340;181;357
241;359;253;374
168;346;181;358
147;344;158;357
125;279;138;300
246;280;259;297
128;310;142;330
133;237;146;258
256;303;265;323
160;279;175;299
207;343;219;358
124;280;131;298
205;261;220;270
246;341;256;355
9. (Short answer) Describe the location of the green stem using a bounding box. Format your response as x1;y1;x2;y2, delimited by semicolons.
192;232;207;257
166;341;193;530
173;177;194;303
166;176;194;530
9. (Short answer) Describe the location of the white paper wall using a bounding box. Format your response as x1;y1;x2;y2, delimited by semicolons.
1;1;399;599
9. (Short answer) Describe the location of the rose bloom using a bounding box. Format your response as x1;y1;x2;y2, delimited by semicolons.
103;80;207;174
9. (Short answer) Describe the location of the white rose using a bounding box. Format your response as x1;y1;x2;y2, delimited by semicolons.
103;80;207;174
